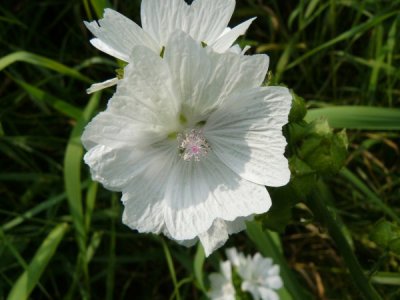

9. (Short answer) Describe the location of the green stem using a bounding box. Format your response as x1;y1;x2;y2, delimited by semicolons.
309;181;383;300
161;239;181;300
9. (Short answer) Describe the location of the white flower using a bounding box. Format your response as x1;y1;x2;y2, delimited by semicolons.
208;261;236;300
227;249;283;300
82;31;291;255
85;0;256;93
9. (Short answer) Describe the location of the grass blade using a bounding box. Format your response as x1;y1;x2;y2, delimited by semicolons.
340;168;400;223
309;182;383;300
12;77;82;120
63;92;100;297
90;0;110;18
286;10;400;70
6;223;69;300
0;51;91;82
161;239;181;300
306;106;400;130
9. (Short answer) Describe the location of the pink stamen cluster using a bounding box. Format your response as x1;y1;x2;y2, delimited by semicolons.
178;129;210;161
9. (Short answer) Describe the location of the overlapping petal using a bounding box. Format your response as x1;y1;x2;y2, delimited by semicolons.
211;18;256;53
109;45;181;130
141;0;235;46
164;31;269;123
164;153;269;241
84;8;158;61
205;86;292;186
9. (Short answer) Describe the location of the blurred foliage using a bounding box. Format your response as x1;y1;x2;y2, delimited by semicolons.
1;0;400;299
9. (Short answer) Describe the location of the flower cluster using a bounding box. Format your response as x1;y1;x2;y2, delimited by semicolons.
82;0;292;255
208;248;283;300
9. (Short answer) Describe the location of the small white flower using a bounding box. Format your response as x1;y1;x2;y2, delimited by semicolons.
208;261;236;300
227;249;283;300
82;31;291;255
84;0;256;92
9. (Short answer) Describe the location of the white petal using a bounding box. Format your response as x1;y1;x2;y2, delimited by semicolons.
228;44;251;55
258;287;279;300
228;44;242;54
164;31;269;122
121;146;179;234
86;77;118;94
226;248;241;267
226;216;252;234
188;0;235;44
220;260;232;280
81;109;172;191
266;275;283;290
242;282;261;300
164;153;270;241
205;87;292;187
108;46;181;130
141;0;235;46
89;38;129;62
81;111;164;151
85;8;158;61
211;18;256;53
199;219;230;256
141;0;189;46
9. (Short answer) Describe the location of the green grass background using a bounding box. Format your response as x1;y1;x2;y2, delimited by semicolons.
1;0;399;299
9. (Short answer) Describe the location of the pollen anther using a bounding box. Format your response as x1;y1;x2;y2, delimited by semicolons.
177;129;210;161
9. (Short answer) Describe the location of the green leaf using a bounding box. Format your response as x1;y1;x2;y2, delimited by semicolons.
7;223;69;300
370;220;400;254
288;156;317;200
306;106;400;130
288;92;307;123
389;238;400;254
298;119;348;176
370;220;394;248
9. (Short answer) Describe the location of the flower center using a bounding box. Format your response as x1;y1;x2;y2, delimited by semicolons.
177;129;210;161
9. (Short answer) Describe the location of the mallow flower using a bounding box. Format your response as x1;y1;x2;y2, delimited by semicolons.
85;0;256;93
82;31;291;255
208;261;236;300
226;248;283;300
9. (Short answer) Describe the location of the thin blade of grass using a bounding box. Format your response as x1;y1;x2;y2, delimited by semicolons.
1;193;66;232
305;106;400;130
63;92;100;297
64;92;100;252
340;168;400;223
6;223;69;300
12;78;82;120
161;239;181;300
309;182;383;300
0;51;91;82
334;51;400;80
371;272;400;285
106;194;117;300
286;10;400;70
89;0;110;18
